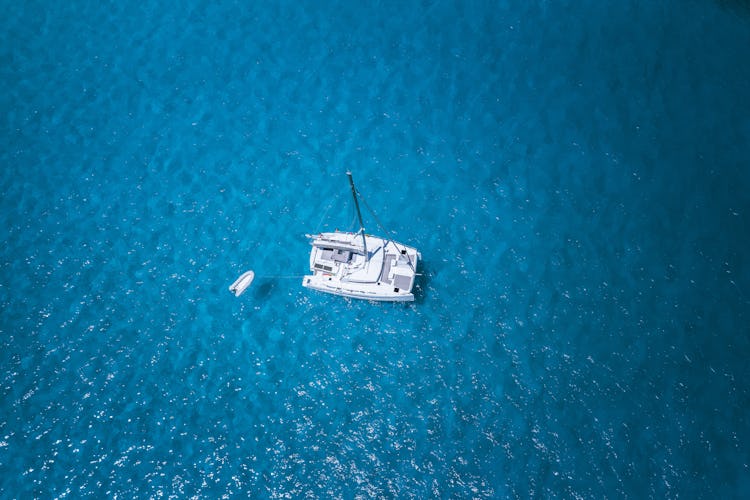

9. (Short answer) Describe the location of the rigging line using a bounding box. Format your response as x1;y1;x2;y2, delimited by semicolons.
314;189;340;234
259;275;306;279
356;188;416;272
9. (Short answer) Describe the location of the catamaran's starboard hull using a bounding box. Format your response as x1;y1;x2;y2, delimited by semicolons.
302;278;416;302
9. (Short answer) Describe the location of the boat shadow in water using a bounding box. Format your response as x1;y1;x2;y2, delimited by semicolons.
251;280;276;299
412;259;432;305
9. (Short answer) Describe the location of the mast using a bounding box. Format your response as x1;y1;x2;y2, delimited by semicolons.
346;171;368;260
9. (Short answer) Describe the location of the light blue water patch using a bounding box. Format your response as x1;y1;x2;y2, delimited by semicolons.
1;0;749;497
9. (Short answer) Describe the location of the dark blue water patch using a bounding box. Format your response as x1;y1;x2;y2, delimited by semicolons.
2;0;750;497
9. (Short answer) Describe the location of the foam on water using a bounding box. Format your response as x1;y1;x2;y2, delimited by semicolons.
2;0;749;497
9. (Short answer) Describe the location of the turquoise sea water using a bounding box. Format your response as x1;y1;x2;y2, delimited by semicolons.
2;0;750;497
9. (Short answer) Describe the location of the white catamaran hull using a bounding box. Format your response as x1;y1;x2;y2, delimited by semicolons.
302;280;417;302
302;172;421;302
302;231;420;302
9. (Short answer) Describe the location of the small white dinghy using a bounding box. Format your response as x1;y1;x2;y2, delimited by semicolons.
229;270;255;297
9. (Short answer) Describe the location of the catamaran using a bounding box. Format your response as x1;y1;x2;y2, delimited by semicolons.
302;172;421;302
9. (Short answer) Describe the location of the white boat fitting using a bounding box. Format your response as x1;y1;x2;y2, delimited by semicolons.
302;172;421;302
229;270;255;297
